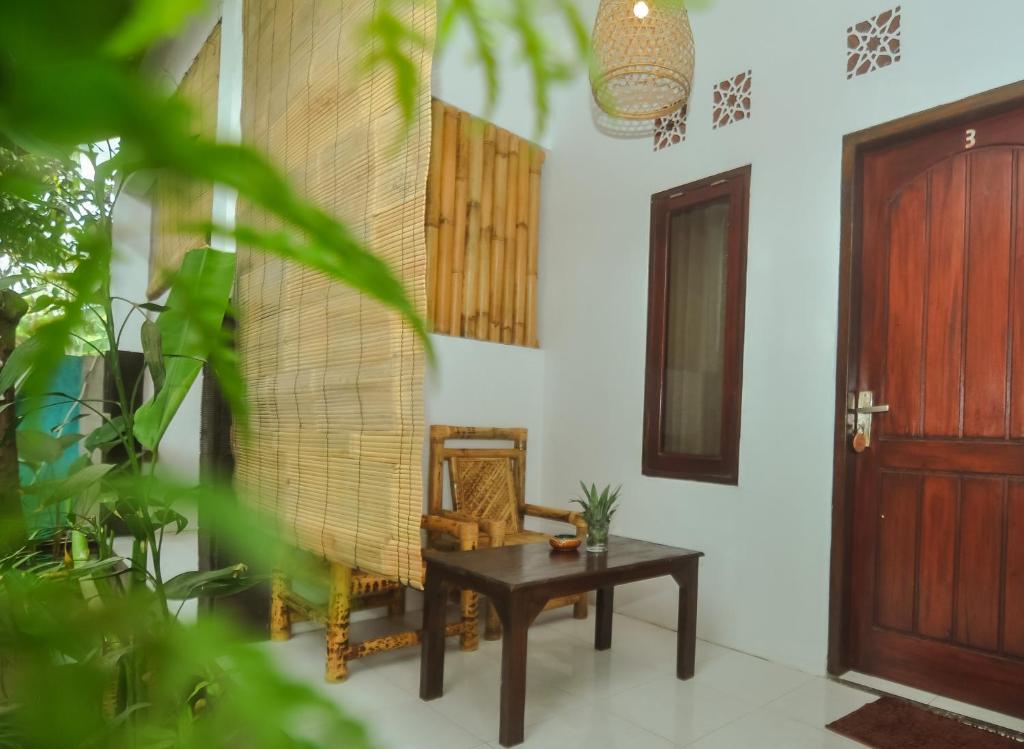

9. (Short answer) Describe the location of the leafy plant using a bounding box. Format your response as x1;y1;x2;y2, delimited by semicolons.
571;482;621;528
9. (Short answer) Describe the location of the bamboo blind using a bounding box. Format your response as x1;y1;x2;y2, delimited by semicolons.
426;102;544;347
148;23;221;300
232;0;432;588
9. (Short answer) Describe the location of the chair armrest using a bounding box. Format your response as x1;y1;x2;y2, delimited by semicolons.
421;514;478;551
438;510;506;547
523;504;587;537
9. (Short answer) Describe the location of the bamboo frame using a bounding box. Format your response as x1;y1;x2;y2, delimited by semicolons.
526;148;544;347
269;514;481;682
424;101;545;347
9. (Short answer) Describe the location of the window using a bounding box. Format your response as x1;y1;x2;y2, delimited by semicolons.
643;166;750;484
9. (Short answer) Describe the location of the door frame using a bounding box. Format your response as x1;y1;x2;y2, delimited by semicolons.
828;79;1024;676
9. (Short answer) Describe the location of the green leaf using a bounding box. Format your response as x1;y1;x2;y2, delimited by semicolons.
153;508;188;534
16;429;81;463
35;463;114;507
0;336;42;393
164;564;262;600
134;248;235;449
141;318;166;395
83;415;128;451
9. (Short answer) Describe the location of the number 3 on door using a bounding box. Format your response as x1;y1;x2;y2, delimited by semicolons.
965;128;977;149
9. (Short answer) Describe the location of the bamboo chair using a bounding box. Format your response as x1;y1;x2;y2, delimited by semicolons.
426;425;588;639
269;514;480;682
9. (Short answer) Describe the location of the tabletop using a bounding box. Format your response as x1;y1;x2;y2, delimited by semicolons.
423;535;702;591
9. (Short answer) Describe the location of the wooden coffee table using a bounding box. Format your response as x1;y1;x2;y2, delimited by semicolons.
419;535;703;746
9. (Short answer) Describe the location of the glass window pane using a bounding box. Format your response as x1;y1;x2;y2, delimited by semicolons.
661;198;729;456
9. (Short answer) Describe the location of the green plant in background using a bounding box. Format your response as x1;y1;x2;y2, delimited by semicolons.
0;0;591;747
572;482;620;553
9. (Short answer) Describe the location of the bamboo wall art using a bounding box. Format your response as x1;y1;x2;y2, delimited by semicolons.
426;101;544;347
148;23;221;300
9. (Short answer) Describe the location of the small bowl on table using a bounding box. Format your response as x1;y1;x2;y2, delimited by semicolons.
549;534;581;552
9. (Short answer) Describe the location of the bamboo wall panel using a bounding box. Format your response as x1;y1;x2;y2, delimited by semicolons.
426;102;544;347
234;0;432;588
148;23;221;300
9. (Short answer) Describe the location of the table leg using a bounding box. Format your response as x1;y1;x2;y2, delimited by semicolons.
496;595;530;747
672;559;699;680
419;573;447;700
595;586;614;651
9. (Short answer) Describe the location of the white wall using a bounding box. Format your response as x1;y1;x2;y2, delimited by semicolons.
424;334;547;505
537;0;1024;675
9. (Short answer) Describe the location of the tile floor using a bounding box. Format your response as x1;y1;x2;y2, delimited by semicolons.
160;531;1024;747
258;610;882;749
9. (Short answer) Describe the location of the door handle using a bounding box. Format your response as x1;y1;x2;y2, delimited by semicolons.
848;391;889;453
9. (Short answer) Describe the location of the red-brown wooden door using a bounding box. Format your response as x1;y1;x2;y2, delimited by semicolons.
849;104;1024;717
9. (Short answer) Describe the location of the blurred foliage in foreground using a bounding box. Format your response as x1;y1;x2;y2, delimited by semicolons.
0;0;588;747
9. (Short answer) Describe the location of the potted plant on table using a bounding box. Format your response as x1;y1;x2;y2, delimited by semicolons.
572;482;620;553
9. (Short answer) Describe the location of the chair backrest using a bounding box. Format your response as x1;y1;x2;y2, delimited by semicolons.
428;426;528;530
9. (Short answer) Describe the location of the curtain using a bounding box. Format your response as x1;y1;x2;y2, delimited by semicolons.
233;0;432;587
148;23;221;300
662;199;728;456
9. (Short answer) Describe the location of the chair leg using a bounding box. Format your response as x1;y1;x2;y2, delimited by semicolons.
326;563;352;683
485;599;502;640
460;589;479;651
388;587;406;617
270;570;292;641
573;592;588;620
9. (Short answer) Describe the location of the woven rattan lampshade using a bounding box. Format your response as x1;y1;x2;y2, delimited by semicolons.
590;0;695;120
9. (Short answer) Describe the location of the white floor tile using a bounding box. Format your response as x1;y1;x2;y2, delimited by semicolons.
687;708;865;749
692;649;815;705
930;696;1024;734
364;701;483;749
609;675;758;745
838;670;939;704
765;679;877;729
488;704;676;749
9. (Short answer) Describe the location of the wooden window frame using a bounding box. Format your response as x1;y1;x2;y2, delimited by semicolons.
642;165;751;485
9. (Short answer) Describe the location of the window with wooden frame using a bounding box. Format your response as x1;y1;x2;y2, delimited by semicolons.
643;166;750;485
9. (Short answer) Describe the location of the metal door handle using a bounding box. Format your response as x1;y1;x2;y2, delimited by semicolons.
848;391;888;452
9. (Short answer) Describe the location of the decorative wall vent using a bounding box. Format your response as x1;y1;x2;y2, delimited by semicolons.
847;6;901;79
712;70;752;130
654;107;687;151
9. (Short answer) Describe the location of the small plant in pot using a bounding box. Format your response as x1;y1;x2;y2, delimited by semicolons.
572;482;621;553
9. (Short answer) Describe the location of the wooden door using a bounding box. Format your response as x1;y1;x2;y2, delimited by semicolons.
848;103;1024;717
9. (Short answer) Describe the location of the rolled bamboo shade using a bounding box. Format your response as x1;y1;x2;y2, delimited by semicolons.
590;0;695;120
233;0;432;588
148;23;221;300
425;101;544;347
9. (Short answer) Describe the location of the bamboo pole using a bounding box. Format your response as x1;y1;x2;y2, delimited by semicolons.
449;111;471;337
502;137;519;344
477;124;496;341
326;563;352;682
526;147;544;347
425;99;444;326
489;129;509;342
435;105;458;334
513;139;530;345
462;119;484;338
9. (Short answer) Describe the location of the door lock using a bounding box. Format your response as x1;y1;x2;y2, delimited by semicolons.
847;391;889;453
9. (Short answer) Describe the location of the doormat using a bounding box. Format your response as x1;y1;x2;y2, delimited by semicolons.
828;697;1023;748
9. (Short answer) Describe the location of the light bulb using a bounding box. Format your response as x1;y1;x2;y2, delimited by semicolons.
632;0;649;18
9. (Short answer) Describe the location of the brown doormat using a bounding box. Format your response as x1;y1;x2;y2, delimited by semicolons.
828;696;1022;748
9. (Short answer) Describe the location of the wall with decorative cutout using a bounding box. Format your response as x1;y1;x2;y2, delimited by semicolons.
540;0;1024;677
